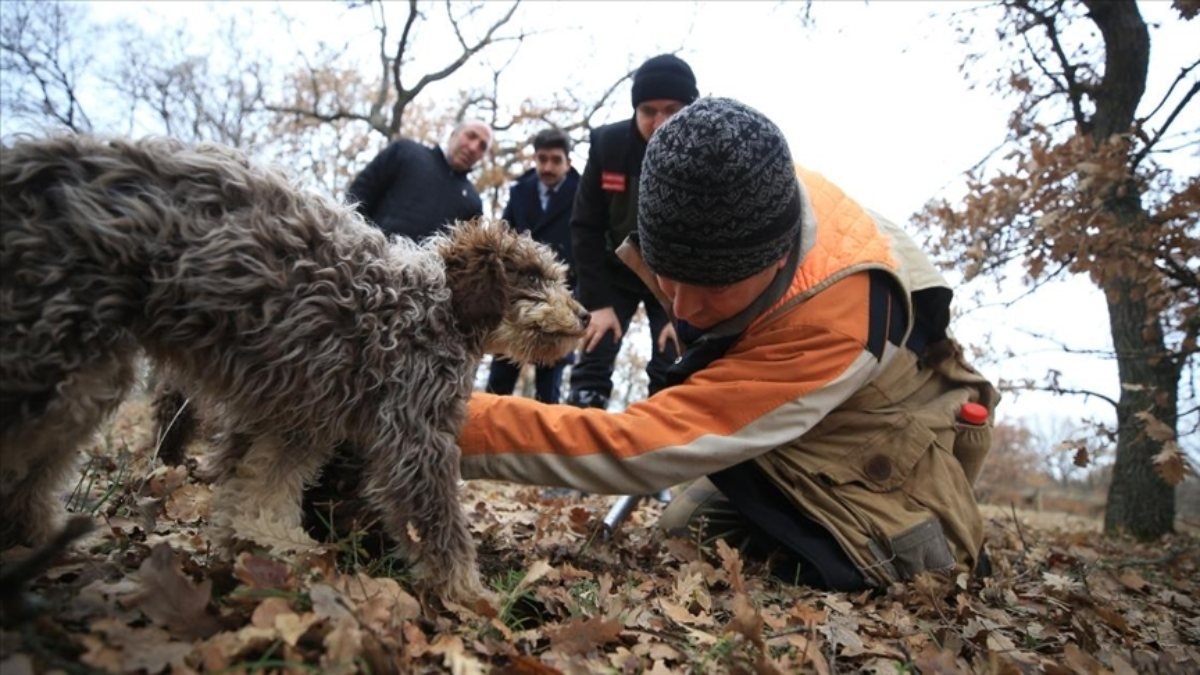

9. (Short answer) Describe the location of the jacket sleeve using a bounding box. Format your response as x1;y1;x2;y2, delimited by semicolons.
346;143;400;222
459;273;887;493
569;129;616;310
501;184;520;232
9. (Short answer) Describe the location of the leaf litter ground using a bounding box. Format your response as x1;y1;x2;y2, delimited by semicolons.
1;396;1197;674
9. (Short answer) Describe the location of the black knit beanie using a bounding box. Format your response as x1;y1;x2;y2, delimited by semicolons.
638;97;802;286
631;54;699;108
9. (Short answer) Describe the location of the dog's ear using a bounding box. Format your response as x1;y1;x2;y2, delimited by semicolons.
441;220;511;333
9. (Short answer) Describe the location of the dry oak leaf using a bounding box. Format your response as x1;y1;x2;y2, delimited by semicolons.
81;618;193;674
1117;570;1149;593
658;597;717;627
497;654;566;675
547;615;624;655
164;483;212;522
234;551;296;590
428;633;488;675
1152;442;1192;486
322;615;364;675
1134;410;1176;442
127;543;222;640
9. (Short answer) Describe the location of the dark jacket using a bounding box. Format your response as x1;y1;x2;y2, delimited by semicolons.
570;118;650;310
347;139;482;240
502;167;580;282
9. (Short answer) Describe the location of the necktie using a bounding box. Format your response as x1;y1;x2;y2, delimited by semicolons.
542;187;553;211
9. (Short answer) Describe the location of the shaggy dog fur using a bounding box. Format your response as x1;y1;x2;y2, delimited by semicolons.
0;135;587;602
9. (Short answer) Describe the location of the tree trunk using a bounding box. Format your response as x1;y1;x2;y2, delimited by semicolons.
1101;252;1179;538
1080;0;1177;538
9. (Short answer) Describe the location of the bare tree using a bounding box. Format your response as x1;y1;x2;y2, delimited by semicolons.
266;0;526;141
0;0;96;134
109;15;269;148
918;0;1198;538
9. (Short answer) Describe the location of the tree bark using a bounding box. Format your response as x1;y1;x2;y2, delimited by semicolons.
1079;0;1177;537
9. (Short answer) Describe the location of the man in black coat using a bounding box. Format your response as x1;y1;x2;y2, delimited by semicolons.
486;128;581;403
566;54;698;409
347;120;492;240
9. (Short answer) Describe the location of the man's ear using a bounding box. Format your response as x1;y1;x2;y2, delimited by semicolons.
440;221;510;333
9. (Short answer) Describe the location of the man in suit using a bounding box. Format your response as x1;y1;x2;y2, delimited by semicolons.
486;127;581;403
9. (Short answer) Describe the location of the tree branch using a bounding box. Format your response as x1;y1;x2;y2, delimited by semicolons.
407;1;521;97
264;104;373;126
1133;78;1199;167
1140;58;1199;122
1014;0;1088;130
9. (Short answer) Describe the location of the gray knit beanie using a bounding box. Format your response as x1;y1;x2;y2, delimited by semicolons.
638;97;802;286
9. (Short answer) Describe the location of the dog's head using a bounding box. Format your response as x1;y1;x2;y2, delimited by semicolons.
437;219;588;365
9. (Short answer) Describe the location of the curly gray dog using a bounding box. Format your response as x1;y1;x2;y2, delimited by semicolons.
0;135;587;602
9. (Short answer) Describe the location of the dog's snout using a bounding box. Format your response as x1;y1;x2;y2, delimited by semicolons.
579;311;591;329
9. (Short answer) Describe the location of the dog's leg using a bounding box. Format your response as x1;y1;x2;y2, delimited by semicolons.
359;427;487;605
208;434;330;554
150;379;196;467
1;353;136;548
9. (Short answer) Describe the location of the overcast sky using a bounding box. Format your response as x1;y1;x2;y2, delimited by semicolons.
87;1;1200;446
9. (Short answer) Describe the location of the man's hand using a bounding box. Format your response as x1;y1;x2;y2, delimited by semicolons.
582;306;621;352
657;322;681;356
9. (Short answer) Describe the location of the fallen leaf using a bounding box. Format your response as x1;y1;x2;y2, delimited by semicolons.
322;615;363;675
250;596;293;628
497;654;564;675
276;610;318;646
1117;570;1148;593
658;597;716;627
547;615;623;655
164;483;212;522
234;552;295;590
309;583;352;621
127;543;221;639
1063;642;1105;674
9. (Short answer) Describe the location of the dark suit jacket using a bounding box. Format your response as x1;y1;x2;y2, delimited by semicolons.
502;167;580;284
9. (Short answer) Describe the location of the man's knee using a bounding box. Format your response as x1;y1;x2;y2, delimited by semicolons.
658;478;732;537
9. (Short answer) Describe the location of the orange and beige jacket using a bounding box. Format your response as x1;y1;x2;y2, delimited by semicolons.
460;168;999;585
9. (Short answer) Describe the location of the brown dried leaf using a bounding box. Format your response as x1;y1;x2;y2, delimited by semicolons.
163;483;212;522
128;544;221;639
498;654;565;675
1134;410;1176;442
1152;442;1191;486
1117;570;1149;593
547;615;623;655
715;539;745;593
1063;642;1106;674
250;596;292;628
233;552;296;591
658;597;716;627
321;615;363;675
1073;446;1091;468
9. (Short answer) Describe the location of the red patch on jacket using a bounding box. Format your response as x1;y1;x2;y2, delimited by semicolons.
601;171;626;192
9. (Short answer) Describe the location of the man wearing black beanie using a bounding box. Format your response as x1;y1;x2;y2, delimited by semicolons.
566;53;700;411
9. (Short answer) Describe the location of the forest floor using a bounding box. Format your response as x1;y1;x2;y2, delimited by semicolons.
1;395;1197;674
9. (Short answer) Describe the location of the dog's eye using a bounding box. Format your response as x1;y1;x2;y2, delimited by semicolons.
525;272;542;286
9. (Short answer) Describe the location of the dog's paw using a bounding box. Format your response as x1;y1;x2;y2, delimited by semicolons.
230;514;323;555
434;567;496;615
